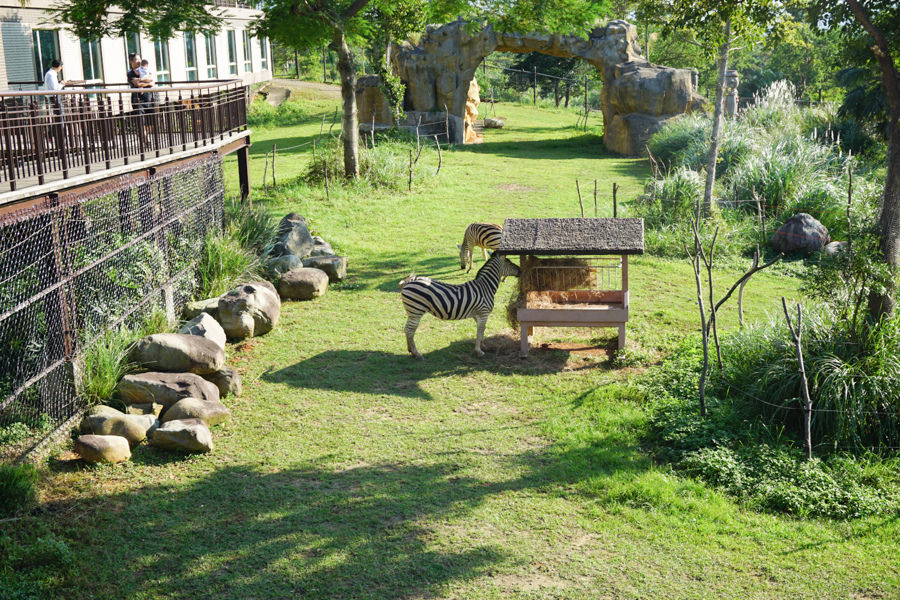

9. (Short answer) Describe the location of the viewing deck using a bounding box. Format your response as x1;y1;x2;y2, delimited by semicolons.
0;80;249;205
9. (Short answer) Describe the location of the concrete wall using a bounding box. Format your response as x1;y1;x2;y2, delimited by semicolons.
0;1;271;89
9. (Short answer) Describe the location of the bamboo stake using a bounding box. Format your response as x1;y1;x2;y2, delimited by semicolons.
593;179;598;217
613;182;618;218
575;179;584;217
271;143;277;188
262;150;269;192
434;134;442;175
408;148;413;191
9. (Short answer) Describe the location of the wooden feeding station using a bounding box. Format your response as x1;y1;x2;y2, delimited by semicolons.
496;218;644;358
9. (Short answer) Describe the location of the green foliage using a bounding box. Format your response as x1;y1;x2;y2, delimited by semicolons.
304;134;434;190
247;98;308;129
0;533;73;599
76;326;137;407
0;463;38;517
195;233;260;300
225;198;277;253
637;167;704;226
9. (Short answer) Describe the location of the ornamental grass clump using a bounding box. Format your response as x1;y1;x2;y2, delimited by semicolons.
304;135;433;190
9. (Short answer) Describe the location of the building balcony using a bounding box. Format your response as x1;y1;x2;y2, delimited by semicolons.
0;80;249;203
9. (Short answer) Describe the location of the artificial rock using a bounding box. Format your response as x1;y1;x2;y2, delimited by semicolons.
217;281;281;339
130;333;224;374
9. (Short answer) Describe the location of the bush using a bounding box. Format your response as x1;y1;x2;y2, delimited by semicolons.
0;463;38;517
305;134;434;190
76;326;136;407
195;233;260;300
247;98;307;128
637;167;704;227
225;198;276;253
647;114;708;171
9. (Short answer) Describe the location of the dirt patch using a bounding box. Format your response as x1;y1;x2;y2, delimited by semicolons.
490;572;567;592
269;79;341;100
497;182;540;193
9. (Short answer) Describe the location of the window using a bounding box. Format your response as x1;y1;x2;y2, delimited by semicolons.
32;30;60;81
184;32;198;81
204;33;218;78
154;40;170;82
80;38;103;81
259;36;267;71
124;32;140;58
242;30;252;72
227;30;237;75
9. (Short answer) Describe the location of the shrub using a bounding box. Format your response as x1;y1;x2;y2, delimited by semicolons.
195;233;260;300
76;326;136;407
225;198;276;253
0;463;38;517
741;80;802;134
636;167;703;227
647;114;708;171
247;98;307;128
304;135;434;190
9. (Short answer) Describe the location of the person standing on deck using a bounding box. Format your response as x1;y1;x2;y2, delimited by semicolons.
127;53;154;143
43;59;70;112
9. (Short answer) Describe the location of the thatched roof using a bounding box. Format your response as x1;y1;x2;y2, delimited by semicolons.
497;218;644;256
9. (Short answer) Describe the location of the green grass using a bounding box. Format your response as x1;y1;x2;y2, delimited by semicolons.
5;87;898;599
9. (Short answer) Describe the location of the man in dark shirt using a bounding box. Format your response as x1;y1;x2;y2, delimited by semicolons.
127;53;154;143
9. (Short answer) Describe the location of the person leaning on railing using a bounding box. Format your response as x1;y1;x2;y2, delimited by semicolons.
128;52;155;143
43;59;70;111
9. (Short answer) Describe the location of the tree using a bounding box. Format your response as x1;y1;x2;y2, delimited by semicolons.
810;1;900;319
637;1;787;217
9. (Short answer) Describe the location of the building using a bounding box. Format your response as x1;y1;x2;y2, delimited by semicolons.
0;0;271;88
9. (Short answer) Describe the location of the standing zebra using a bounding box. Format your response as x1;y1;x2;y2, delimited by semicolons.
400;253;520;359
457;223;503;272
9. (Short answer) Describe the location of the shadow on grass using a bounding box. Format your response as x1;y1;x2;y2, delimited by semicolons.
37;423;651;598
261;334;574;400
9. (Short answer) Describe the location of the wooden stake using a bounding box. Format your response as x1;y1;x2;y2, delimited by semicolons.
271;143;277;188
324;159;330;201
575;179;584;217
408;148;413;191
262;150;269;192
593;179;598;218
782;298;813;460
613;182;618;218
434;134;442;175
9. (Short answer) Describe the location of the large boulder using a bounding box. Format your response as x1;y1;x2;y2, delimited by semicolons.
118;372;221;410
179;313;227;352
80;405;158;447
771;213;830;254
201;367;243;398
151;419;213;453
74;435;131;464
484;117;504;129
217;282;281;339
161;398;231;427
130;333;224;374
183;297;220;320
278;268;329;300
356;74;394;129
302;256;347;282
267;254;302;279
271;213;314;258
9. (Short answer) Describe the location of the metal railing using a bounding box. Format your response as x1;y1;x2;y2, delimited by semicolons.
0;80;247;193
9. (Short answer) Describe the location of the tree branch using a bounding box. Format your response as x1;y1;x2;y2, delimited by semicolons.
341;0;370;20
714;252;784;314
844;0;900;120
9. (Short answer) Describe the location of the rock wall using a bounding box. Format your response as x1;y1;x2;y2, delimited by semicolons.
383;18;706;155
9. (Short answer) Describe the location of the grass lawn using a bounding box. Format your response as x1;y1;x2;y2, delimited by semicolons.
8;87;899;599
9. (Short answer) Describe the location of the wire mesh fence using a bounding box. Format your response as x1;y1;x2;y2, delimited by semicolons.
0;155;225;462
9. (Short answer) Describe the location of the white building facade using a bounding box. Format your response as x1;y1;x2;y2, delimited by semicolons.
0;0;271;88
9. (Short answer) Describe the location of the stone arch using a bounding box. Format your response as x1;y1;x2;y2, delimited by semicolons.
373;19;705;155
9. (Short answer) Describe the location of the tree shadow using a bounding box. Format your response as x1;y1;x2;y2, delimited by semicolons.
261;334;574;400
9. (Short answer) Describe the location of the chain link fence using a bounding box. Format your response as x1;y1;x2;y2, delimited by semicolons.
0;155;225;462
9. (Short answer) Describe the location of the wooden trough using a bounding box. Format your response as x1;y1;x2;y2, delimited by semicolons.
496;218;644;358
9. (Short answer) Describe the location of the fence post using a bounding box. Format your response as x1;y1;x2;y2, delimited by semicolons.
584;74;589;127
533;66;537;105
322;47;327;83
295;49;300;79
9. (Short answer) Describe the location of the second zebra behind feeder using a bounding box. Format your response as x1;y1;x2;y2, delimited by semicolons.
457;223;503;272
400;253;520;359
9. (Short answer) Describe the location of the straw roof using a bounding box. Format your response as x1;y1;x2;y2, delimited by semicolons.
497;218;644;255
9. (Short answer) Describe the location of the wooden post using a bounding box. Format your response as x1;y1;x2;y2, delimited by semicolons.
237;144;251;205
575;179;584;217
593;179;598;218
613;182;618;218
295;49;300;79
434;134;442;175
408;148;413;191
271;143;277;188
584;74;589;129
322;47;327;82
533;66;537;105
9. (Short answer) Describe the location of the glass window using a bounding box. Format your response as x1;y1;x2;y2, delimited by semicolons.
124;32;140;58
259;36;267;71
184;32;198;81
227;30;237;76
204;33;218;79
33;30;60;81
154;40;170;82
80;38;103;81
242;30;252;72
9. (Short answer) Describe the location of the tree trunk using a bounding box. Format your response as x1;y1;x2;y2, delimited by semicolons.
701;18;731;219
332;30;359;179
844;0;900;319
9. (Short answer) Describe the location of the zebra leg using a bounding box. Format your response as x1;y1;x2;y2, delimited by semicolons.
405;315;424;360
474;314;488;357
481;246;488;261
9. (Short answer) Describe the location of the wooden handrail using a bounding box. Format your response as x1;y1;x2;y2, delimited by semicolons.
1;79;244;97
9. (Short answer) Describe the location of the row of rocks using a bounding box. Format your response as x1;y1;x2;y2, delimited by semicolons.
184;281;281;341
268;213;348;301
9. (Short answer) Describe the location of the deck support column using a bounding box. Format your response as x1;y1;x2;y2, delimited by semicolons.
237;145;251;204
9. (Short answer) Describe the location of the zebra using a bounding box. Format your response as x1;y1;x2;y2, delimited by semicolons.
457;223;503;272
400;253;520;359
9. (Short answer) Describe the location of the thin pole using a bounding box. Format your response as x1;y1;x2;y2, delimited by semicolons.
593;179;598;217
613;182;618;218
271;143;277;188
575;179;584;217
322;47;327;83
533;66;537;105
584;74;589;131
294;49;300;79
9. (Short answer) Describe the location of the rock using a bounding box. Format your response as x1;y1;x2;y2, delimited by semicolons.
161;398;231;427
74;435;131;464
483;117;504;129
118;372;221;410
271;213;314;259
605;112;681;157
80;405;158;447
178;313;227;352
823;241;848;257
217;282;281;339
278;267;329;300
464;78;481;143
771;213;830;254
130;333;224;374
267;254;302;278
125;402;164;417
151;419;213;453
356;74;394;130
201;367;242;398
302;256;347;282
183;297;220;320
309;240;335;257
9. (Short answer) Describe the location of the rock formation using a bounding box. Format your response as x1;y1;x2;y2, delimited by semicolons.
357;18;705;155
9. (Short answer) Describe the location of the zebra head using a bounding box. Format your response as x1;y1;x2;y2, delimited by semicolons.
487;252;520;281
456;243;469;270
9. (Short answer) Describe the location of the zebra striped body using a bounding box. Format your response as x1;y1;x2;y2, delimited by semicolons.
400;253;520;359
458;223;503;272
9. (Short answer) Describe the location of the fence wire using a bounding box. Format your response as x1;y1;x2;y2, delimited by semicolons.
0;155;225;462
